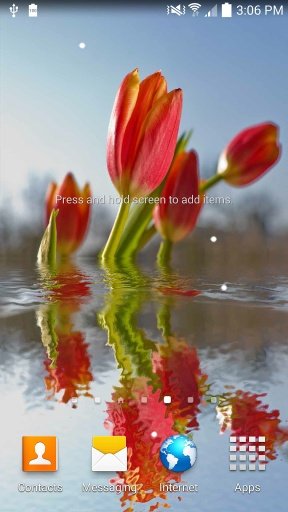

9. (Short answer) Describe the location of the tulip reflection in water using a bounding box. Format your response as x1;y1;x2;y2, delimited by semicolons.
37;260;93;404
99;261;208;511
156;263;208;434
217;390;288;462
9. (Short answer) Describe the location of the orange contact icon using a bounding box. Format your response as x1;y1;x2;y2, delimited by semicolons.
22;436;58;472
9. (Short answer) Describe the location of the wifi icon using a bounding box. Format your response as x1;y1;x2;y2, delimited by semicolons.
188;3;202;15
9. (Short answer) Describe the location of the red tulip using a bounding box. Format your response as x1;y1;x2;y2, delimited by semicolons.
107;69;183;198
217;122;281;186
45;172;91;256
153;150;203;242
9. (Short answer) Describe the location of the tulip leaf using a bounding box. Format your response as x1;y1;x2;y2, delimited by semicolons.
175;130;193;155
37;209;58;268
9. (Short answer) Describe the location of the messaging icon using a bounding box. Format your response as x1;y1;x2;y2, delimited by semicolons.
91;436;127;472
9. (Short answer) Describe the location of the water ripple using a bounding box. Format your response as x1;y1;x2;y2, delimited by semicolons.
0;262;287;317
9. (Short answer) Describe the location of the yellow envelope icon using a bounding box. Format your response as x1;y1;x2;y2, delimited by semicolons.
91;436;127;472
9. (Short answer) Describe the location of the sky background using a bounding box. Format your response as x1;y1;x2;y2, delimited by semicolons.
1;4;288;229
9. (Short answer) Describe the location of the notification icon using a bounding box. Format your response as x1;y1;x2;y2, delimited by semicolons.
28;4;38;17
9;4;18;17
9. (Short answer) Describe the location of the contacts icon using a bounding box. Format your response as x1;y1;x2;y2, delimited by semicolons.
22;436;58;472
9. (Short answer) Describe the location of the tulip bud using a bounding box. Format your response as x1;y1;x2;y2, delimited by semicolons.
107;69;183;198
45;172;91;256
153;150;202;243
217;122;281;186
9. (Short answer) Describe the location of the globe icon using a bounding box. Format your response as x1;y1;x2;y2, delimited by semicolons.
160;435;197;472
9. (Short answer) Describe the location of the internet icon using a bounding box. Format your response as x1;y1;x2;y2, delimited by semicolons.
160;434;197;472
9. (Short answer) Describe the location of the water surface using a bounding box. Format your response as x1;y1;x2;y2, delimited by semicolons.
0;255;287;512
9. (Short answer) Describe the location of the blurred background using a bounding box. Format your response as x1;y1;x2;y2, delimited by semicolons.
0;3;287;261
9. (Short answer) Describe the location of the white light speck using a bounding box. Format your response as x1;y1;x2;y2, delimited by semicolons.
151;431;158;439
79;42;86;49
210;236;217;243
221;284;228;292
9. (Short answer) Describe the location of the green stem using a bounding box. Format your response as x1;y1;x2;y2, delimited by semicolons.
101;200;130;262
111;173;223;261
129;174;223;258
116;200;156;258
157;239;173;267
200;173;223;193
137;224;157;252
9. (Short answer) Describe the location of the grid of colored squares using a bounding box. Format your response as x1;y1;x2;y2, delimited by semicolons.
229;436;266;471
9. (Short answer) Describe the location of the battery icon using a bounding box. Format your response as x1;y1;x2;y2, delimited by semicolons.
221;2;232;17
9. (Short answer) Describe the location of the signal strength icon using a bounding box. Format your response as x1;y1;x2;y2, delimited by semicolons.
188;3;202;16
205;4;218;17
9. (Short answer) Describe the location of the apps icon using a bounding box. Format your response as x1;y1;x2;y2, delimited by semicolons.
229;435;266;471
160;435;197;472
91;436;127;472
22;436;58;472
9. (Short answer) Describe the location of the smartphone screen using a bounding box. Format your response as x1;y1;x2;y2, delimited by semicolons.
0;2;287;511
